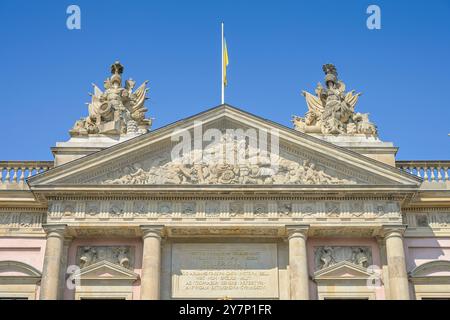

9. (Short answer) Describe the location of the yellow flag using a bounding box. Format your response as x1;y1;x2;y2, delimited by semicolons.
223;39;229;86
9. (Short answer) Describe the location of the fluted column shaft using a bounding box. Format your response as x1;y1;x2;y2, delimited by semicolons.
287;225;310;300
140;225;164;300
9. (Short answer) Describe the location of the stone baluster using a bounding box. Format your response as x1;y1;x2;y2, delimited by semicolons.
4;167;11;184
423;167;429;181
416;166;422;178
437;166;442;182
430;167;436;181
19;166;25;183
12;167;18;183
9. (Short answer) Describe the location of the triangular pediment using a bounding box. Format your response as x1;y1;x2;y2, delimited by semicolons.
29;105;420;189
73;260;138;281
314;261;373;280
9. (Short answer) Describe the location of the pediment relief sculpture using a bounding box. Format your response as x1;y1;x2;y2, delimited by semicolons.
89;134;357;185
314;246;373;271
70;61;152;137
99;157;355;186
293;64;377;136
77;246;134;269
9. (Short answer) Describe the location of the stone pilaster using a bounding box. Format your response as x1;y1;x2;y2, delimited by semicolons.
381;225;410;300
40;224;67;300
140;225;164;300
286;225;310;300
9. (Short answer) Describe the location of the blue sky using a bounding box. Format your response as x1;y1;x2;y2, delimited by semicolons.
0;0;449;160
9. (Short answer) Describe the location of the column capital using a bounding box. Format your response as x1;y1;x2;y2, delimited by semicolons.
380;224;407;239
140;225;164;240
286;225;309;240
42;224;67;239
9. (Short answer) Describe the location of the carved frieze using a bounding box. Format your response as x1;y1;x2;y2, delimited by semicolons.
0;212;44;228
76;246;135;269
47;200;401;222
314;246;373;271
404;211;450;228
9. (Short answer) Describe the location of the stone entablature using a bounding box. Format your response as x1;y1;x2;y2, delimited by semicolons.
47;199;401;222
0;209;46;236
403;209;450;228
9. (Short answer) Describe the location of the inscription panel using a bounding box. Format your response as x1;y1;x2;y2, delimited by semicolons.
171;243;279;299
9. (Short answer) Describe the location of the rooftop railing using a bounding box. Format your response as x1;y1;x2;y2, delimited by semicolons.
396;161;450;183
0;161;54;189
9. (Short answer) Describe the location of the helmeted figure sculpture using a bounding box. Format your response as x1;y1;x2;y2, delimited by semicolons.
293;64;377;136
70;61;152;137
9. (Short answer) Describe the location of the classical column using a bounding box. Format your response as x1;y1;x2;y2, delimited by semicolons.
286;225;310;300
40;224;67;300
58;236;73;299
382;225;410;300
140;225;164;300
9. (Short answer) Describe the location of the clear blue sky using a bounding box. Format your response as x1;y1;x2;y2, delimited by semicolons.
0;0;449;160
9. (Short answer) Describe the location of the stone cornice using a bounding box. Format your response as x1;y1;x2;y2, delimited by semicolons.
28;105;421;188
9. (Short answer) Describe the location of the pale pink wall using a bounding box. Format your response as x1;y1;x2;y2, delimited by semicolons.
306;238;384;300
0;237;46;299
0;237;46;272
64;238;143;300
404;238;450;271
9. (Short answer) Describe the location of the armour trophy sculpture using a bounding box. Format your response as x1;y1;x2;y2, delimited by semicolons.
293;64;377;136
70;61;152;136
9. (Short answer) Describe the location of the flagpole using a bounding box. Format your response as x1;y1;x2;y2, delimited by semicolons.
221;22;224;105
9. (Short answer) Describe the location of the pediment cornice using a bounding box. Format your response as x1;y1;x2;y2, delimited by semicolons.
28;105;421;191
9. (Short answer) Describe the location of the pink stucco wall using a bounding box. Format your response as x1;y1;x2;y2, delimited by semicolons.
306;238;385;300
404;238;450;271
64;238;143;300
0;237;46;298
0;237;46;272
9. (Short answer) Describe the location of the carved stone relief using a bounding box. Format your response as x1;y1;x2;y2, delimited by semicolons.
47;200;400;221
133;201;148;216
205;201;220;216
0;212;44;228
254;202;268;216
109;201;125;217
158;202;172;216
79;132;361;186
314;246;372;271
277;202;292;216
229;202;244;217
405;211;450;228
182;202;196;215
76;246;135;269
86;201;100;216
